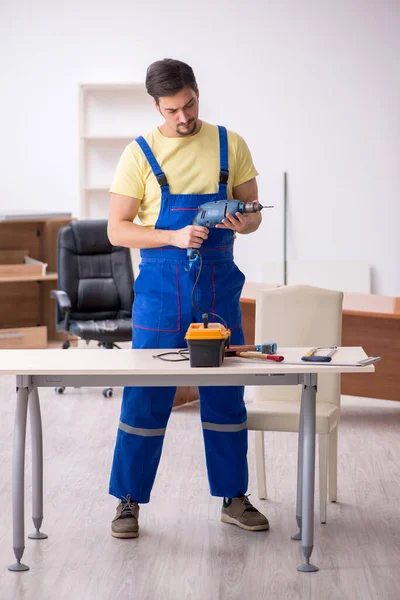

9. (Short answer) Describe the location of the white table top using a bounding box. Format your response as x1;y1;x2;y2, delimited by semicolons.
0;347;375;376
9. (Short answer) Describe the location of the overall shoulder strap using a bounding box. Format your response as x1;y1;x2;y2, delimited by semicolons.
217;126;229;197
135;136;169;189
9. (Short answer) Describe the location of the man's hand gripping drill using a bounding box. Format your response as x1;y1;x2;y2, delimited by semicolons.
184;199;273;264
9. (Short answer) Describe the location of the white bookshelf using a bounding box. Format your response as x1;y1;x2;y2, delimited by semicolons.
79;83;155;219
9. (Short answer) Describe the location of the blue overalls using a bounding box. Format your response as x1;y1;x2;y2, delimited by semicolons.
109;126;248;503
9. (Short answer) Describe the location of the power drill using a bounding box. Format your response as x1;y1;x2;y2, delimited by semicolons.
187;199;273;262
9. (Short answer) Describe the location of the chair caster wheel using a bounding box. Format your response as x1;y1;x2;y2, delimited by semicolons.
55;387;65;395
103;388;113;398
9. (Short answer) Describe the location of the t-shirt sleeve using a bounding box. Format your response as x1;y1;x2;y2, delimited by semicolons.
109;144;145;199
232;133;259;188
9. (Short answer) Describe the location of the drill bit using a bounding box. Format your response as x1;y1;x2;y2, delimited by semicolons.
242;202;274;213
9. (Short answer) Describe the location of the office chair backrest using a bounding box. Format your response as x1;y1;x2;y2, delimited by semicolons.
254;284;343;405
58;220;133;321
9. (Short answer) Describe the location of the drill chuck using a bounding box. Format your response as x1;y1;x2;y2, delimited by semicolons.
242;201;266;213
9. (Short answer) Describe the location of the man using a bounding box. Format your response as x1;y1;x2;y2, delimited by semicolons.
108;58;269;538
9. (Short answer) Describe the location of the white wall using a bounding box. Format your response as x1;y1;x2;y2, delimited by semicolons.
1;0;399;295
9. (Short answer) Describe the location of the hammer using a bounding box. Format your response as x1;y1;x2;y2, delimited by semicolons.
225;343;277;357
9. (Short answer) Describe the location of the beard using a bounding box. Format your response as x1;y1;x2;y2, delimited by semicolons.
176;119;197;136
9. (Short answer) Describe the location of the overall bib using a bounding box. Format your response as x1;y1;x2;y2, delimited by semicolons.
109;126;248;503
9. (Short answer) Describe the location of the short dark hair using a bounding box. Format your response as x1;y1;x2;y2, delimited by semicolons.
145;59;197;103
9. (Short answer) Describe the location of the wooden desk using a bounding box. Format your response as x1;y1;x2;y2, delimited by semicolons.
240;283;400;401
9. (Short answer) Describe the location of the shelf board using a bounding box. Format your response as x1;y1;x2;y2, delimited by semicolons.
81;135;135;141
0;272;58;283
80;83;144;92
0;213;72;223
84;186;110;192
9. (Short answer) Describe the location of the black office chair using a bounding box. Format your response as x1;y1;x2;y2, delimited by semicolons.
51;219;134;397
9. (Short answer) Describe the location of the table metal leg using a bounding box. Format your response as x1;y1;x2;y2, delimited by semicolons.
297;374;319;573
28;388;48;540
8;387;30;572
291;396;305;541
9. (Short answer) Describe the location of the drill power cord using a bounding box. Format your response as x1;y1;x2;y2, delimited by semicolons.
153;252;228;361
190;252;228;328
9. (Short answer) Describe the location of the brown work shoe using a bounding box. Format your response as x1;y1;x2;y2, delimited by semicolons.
111;495;140;538
221;495;269;531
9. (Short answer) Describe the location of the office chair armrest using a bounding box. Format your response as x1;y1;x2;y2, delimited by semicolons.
50;290;72;331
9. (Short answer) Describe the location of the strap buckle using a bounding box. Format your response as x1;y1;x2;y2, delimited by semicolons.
219;170;229;185
156;173;168;187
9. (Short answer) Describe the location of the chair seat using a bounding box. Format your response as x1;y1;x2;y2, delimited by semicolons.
246;400;339;434
69;319;132;343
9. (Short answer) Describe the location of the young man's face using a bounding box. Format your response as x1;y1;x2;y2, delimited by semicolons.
156;87;200;137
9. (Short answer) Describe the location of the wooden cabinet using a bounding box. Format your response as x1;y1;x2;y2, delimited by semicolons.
0;217;73;348
0;326;47;349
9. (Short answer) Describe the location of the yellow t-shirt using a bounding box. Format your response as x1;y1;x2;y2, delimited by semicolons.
110;121;258;228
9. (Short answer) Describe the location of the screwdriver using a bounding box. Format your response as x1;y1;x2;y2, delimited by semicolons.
225;343;277;356
235;351;284;362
